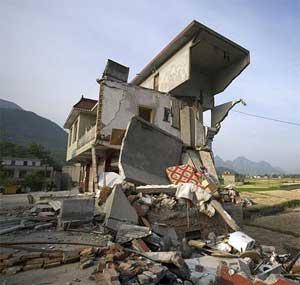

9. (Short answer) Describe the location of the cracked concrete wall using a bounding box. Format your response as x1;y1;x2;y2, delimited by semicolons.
100;80;180;138
140;40;192;93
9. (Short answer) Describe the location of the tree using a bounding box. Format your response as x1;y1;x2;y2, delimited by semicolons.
22;171;46;192
0;141;61;170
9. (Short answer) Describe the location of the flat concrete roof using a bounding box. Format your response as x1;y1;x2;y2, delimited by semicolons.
131;20;249;86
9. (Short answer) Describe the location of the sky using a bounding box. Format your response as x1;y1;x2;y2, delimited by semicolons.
1;0;299;172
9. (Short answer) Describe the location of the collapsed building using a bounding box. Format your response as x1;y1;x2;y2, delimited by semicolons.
63;20;249;193
1;21;299;285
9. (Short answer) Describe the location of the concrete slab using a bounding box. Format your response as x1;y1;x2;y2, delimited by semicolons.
119;116;183;185
58;198;95;227
199;150;218;181
104;185;138;231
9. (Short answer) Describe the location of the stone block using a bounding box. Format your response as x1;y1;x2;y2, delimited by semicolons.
104;185;138;231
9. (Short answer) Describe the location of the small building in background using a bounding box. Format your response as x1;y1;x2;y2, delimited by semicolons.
1;157;54;193
222;171;245;186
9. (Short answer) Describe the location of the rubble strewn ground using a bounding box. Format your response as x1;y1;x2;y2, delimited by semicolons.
1;186;300;285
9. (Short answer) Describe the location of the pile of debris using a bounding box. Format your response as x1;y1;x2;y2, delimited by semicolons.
1;181;299;284
0;246;100;274
219;184;254;208
1;119;299;284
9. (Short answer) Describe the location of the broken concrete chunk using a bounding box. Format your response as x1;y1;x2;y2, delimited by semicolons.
131;239;151;252
151;224;179;248
199;150;219;182
116;224;151;244
181;149;203;172
211;99;245;129
58;198;95;229
137;273;152;285
119;116;183;185
104;185;138;231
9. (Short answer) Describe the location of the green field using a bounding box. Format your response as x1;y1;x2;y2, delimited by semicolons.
236;178;300;192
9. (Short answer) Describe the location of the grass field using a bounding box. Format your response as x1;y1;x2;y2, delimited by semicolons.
236;178;300;192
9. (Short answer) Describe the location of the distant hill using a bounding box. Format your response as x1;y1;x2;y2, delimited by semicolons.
0;98;22;110
215;155;284;176
0;99;67;163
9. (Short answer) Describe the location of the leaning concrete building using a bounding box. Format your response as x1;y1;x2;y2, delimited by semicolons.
64;20;250;193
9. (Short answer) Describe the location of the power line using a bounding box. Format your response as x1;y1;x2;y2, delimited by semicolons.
232;110;300;126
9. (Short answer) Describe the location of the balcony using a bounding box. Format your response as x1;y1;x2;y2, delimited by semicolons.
78;125;96;149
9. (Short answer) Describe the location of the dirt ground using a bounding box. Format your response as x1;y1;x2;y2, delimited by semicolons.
242;208;300;254
240;189;300;254
1;189;299;284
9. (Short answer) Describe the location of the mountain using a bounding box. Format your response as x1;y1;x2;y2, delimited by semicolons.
0;98;22;110
215;155;284;176
0;99;67;163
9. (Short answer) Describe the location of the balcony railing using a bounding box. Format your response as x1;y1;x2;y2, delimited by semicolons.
77;125;96;148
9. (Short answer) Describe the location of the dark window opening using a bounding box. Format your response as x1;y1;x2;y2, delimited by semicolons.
138;106;153;123
23;161;28;166
163;107;171;122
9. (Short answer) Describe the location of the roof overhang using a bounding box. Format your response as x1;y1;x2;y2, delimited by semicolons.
63;108;96;129
131;20;250;95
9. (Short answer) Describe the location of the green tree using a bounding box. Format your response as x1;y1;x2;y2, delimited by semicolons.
22;171;46;192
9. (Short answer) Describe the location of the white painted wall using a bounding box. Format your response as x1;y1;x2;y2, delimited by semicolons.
140;40;192;93
101;80;180;138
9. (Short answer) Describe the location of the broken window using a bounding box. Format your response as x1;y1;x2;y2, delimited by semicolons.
153;73;159;91
138;106;153;123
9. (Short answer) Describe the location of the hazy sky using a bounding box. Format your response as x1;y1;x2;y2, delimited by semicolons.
1;0;299;172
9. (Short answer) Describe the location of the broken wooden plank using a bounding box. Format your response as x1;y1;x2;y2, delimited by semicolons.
210;200;240;231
